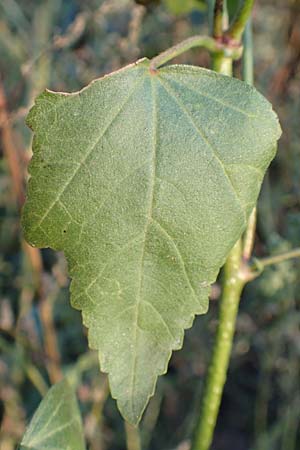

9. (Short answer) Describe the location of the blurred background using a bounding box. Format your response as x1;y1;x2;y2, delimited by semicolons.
0;0;299;449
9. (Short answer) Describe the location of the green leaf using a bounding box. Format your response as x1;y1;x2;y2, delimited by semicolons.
164;0;206;15
20;380;85;450
227;0;242;19
22;59;281;424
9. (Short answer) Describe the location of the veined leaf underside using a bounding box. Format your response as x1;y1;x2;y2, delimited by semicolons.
22;59;281;423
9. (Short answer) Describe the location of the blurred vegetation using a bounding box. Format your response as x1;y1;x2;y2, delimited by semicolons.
0;1;299;449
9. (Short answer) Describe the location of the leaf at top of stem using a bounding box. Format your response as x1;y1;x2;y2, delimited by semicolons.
22;58;281;424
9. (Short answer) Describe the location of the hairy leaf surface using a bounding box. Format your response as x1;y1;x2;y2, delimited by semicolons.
20;380;85;450
22;59;281;423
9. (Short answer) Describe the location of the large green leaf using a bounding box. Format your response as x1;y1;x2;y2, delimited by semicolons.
19;380;85;450
22;59;281;424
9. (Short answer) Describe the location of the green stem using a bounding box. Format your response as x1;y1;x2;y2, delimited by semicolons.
191;5;255;450
243;207;256;261
213;0;224;38
149;35;242;72
150;36;220;71
226;0;255;41
241;19;256;262
212;54;232;75
242;17;257;268
191;48;239;450
191;241;246;450
241;247;300;283
242;18;254;85
207;0;216;35
125;422;141;450
25;364;49;396
257;248;300;269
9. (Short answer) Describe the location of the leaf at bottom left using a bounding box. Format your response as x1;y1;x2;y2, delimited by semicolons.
19;379;85;450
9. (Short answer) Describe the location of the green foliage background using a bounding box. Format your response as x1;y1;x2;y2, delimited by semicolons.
0;0;299;449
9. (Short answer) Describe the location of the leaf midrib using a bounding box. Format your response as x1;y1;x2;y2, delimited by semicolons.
129;76;158;418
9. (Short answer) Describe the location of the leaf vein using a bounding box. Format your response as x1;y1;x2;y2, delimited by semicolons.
151;218;198;301
128;77;158;419
29;417;78;446
144;300;175;341
77;160;149;244
72;231;145;304
157;77;247;225
34;76;144;231
171;79;258;118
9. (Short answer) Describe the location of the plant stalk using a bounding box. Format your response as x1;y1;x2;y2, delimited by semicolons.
242;18;254;85
212;54;232;76
213;0;224;38
191;6;255;450
243;207;256;261
149;35;241;72
241;18;256;261
227;0;255;41
256;248;300;269
191;241;245;450
125;423;141;450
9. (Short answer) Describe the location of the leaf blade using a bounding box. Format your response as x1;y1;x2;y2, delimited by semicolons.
22;60;281;424
20;380;85;450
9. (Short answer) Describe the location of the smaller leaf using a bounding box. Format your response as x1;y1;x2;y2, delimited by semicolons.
227;0;242;19
20;380;85;450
